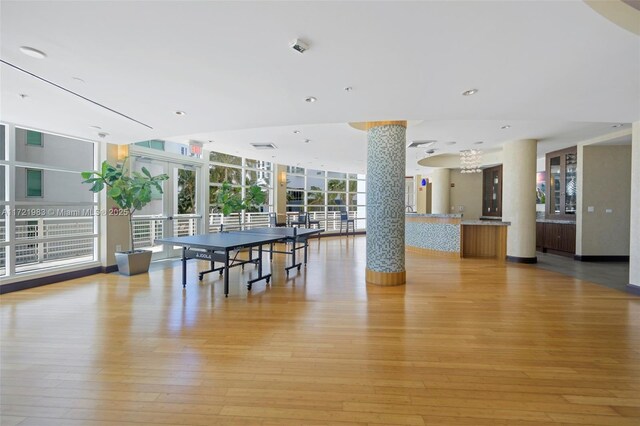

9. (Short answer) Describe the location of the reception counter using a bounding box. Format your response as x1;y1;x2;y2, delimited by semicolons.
405;214;510;259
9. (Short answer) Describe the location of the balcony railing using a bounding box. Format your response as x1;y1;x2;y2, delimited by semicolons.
129;211;365;253
4;217;96;271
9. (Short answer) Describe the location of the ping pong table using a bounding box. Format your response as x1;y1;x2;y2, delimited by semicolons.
156;227;323;296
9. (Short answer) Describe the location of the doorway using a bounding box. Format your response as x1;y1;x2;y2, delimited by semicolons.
131;157;202;260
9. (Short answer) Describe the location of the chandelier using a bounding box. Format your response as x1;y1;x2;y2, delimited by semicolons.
460;149;483;173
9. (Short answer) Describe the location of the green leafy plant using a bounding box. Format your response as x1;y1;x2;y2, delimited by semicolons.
216;181;266;226
81;158;169;252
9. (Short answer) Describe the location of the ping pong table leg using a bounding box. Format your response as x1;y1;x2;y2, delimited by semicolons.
181;247;187;288
304;238;308;265
247;244;272;290
224;249;230;297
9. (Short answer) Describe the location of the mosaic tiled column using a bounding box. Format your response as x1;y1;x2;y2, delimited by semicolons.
364;121;407;286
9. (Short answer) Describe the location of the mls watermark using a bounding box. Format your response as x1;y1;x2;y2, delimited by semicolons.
1;207;130;217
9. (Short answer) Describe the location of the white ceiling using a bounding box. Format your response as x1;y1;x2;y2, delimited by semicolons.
1;1;639;174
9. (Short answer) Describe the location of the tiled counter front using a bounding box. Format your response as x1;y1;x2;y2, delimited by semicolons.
405;214;510;259
405;214;462;256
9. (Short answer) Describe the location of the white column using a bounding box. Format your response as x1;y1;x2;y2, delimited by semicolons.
630;121;640;289
430;168;450;215
503;139;538;262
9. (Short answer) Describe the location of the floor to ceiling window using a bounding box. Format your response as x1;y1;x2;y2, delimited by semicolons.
286;166;366;231
208;151;273;231
0;123;98;282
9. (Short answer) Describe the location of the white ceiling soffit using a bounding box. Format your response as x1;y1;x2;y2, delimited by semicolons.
1;1;639;174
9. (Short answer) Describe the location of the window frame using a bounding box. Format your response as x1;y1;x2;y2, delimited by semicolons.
25;168;43;198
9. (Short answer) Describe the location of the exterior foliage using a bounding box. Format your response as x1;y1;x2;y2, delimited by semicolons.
216;181;266;217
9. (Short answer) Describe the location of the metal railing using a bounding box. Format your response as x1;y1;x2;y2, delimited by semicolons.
6;217;96;269
128;211;365;253
132;215;201;250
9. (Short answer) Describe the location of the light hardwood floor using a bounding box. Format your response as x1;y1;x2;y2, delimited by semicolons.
1;236;640;425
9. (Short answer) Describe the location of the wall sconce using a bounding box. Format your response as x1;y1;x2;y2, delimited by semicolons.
279;171;287;187
117;144;129;162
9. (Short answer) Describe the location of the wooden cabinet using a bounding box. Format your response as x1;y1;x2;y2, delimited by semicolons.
536;221;576;256
546;147;577;221
482;165;502;217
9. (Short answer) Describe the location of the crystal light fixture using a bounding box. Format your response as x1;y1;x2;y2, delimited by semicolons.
460;149;483;173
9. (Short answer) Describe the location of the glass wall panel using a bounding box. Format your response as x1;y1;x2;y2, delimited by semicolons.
327;179;346;192
0;124;5;160
15;128;94;170
210;151;242;165
305;170;323;191
327;171;346;179
177;169;196;214
306;192;324;206
328;192;347;210
16;167;93;203
245;159;272;170
209;185;241;206
0;165;5;201
287;166;305;174
210;165;242;185
244;170;272;187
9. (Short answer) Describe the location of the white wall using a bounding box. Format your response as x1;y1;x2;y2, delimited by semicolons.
449;169;482;219
577;145;631;256
630;121;640;287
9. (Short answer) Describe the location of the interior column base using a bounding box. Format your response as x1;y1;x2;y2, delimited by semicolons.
365;268;406;286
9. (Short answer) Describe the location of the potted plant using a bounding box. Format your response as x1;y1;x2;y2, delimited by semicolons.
82;158;169;275
215;181;266;230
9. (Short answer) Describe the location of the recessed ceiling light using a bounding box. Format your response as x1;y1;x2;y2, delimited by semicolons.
72;77;85;83
18;93;28;99
344;86;353;92
175;111;186;116
445;141;457;145
89;125;102;130
97;132;109;139
473;141;484;145
305;96;317;103
462;88;478;96
293;130;301;134
19;46;47;59
501;125;511;129
612;123;624;128
304;139;311;143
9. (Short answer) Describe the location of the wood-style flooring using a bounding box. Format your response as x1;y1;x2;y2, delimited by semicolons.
1;236;640;425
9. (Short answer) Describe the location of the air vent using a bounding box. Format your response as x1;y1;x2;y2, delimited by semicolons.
250;143;277;150
408;140;436;148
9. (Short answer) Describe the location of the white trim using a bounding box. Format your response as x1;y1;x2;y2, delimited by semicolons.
0;260;102;285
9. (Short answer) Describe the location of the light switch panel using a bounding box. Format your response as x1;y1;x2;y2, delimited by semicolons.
587;206;594;213
605;208;613;213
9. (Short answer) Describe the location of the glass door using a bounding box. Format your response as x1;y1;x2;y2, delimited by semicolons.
131;157;201;260
564;152;577;215
545;146;577;220
549;155;562;215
